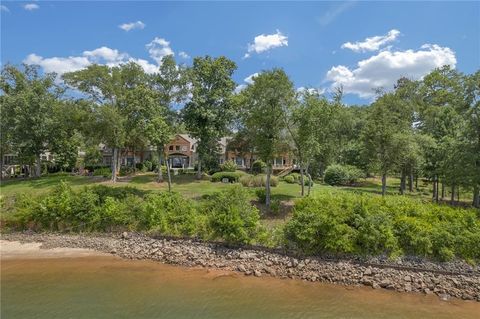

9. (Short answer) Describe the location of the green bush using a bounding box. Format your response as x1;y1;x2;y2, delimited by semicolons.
204;186;261;244
284;175;295;184
238;174;278;187
284;191;480;261
142;192;202;237
220;160;237;172
323;164;362;186
143;160;153;172
252;160;266;175
211;171;243;183
89;185;146;203
93;167;112;178
256;188;266;203
119;166;135;176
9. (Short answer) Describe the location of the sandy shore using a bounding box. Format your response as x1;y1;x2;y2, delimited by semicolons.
0;240;107;259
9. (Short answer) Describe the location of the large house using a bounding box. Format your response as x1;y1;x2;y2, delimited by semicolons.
1;134;294;177
99;133;295;171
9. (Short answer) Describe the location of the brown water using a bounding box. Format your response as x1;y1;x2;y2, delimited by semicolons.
1;256;479;319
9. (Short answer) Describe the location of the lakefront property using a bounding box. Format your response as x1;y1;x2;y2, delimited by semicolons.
1;1;480;318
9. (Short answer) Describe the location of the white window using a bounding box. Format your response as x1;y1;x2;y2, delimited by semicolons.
181;145;188;152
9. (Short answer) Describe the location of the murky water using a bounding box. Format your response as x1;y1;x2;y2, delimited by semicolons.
1;256;479;319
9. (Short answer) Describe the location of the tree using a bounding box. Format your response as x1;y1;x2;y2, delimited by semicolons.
182;56;237;179
362;93;407;196
241;69;295;208
63;62;148;182
0;64;61;177
150;55;188;184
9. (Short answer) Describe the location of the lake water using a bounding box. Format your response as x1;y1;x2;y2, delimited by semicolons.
2;256;479;319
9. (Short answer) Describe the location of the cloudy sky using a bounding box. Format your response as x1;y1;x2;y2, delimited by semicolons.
1;1;479;104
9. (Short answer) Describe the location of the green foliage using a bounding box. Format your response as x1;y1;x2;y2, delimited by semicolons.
211;171;243;182
255;188;266;203
119;166;135;176
251;160;266;174
93;167;112;178
220;160;237;172
284;175;295;184
204;186;261;244
142;192;203;237
238;174;278;187
324;164;363;186
143;160;153;172
284;192;480;261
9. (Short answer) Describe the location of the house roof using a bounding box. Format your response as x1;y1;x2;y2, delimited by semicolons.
178;134;198;145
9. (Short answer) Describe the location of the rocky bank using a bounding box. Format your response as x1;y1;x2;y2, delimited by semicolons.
2;232;479;302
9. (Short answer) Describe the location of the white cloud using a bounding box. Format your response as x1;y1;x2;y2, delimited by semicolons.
244;73;259;84
83;47;129;63
1;5;10;12
24;54;91;75
342;29;401;53
179;51;190;59
119;21;145;32
23;3;39;11
244;30;288;58
326;44;456;99
235;72;260;93
23;45;160;75
146;37;174;64
297;87;325;95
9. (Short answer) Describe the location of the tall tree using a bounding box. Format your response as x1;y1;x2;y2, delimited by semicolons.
182;56;237;179
0;64;61;177
151;55;188;184
241;69;295;208
63;62;148;182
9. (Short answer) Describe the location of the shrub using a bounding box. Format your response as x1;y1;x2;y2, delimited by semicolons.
93;167;112;178
141;192;202;237
238;174;278;187
89;185;146;203
143;160;153;172
284;191;480;261
324;164;362;186
220;160;237;172
255;188;266;203
119;166;135;176
251;160;266;175
284;175;295;184
211;171;243;183
204;186;261;244
135;162;145;172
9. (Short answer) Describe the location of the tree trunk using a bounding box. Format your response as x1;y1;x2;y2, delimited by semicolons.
381;173;387;196
307;171;312;196
111;147;118;183
196;157;202;180
300;166;305;197
457;186;460;203
249;154;254;174
408;167;414;192
265;163;271;210
450;184;455;204
157;147;164;183
441;182;445;200
435;178;439;203
415;174;418;190
35;154;41;177
473;185;480;208
166;158;172;192
432;176;437;202
399;168;406;195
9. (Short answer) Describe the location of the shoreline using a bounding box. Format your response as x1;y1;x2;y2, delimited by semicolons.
1;232;479;302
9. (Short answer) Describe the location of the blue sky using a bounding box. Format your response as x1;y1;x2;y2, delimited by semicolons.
1;1;479;104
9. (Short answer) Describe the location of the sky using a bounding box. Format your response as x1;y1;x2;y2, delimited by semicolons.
1;1;479;105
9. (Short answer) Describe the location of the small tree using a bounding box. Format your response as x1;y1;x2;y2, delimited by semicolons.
241;69;295;208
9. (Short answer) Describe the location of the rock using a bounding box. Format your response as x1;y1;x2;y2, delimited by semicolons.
254;270;262;277
379;279;392;288
121;232;128;239
424;288;433;295
372;283;381;289
237;265;246;272
363;268;372;276
404;275;412;282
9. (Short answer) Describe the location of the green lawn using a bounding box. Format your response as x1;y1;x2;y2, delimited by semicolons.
1;171;473;205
